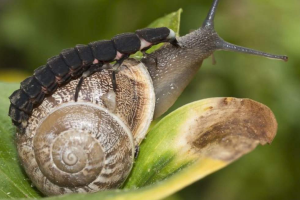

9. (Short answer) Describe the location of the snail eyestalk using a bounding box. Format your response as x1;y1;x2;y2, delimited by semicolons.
203;0;288;62
202;0;219;29
215;39;288;62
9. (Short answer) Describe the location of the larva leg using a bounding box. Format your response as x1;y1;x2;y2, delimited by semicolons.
110;54;130;92
112;54;130;72
141;48;150;58
111;71;117;92
74;63;104;102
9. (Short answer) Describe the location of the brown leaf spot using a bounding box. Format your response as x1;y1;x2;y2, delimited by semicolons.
188;98;277;162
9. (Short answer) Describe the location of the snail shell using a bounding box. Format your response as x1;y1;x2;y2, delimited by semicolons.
17;59;155;196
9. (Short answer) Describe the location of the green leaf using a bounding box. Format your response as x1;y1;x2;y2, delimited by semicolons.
132;9;182;59
0;82;41;199
123;97;277;189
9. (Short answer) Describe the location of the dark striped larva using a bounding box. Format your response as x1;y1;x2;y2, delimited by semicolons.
8;27;178;132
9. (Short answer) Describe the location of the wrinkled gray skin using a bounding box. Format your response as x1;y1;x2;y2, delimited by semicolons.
142;28;220;119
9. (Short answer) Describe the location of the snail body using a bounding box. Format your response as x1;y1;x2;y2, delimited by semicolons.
10;0;288;196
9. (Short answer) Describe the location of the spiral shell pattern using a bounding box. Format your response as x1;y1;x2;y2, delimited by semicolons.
19;103;134;195
17;59;155;196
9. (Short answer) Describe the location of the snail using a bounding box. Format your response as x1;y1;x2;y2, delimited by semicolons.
12;0;288;196
17;59;155;195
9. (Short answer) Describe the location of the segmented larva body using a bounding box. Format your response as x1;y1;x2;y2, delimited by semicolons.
8;27;177;132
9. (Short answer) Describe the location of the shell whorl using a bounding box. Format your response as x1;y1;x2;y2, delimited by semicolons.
33;104;133;190
17;59;155;196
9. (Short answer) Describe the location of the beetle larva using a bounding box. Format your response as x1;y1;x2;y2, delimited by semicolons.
9;27;178;133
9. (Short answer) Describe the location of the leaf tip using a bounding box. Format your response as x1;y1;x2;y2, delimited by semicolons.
182;97;278;162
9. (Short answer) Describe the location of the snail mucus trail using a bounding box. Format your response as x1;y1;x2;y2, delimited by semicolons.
9;0;288;197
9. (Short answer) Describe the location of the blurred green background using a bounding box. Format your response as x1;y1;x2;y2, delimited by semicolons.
0;0;299;199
